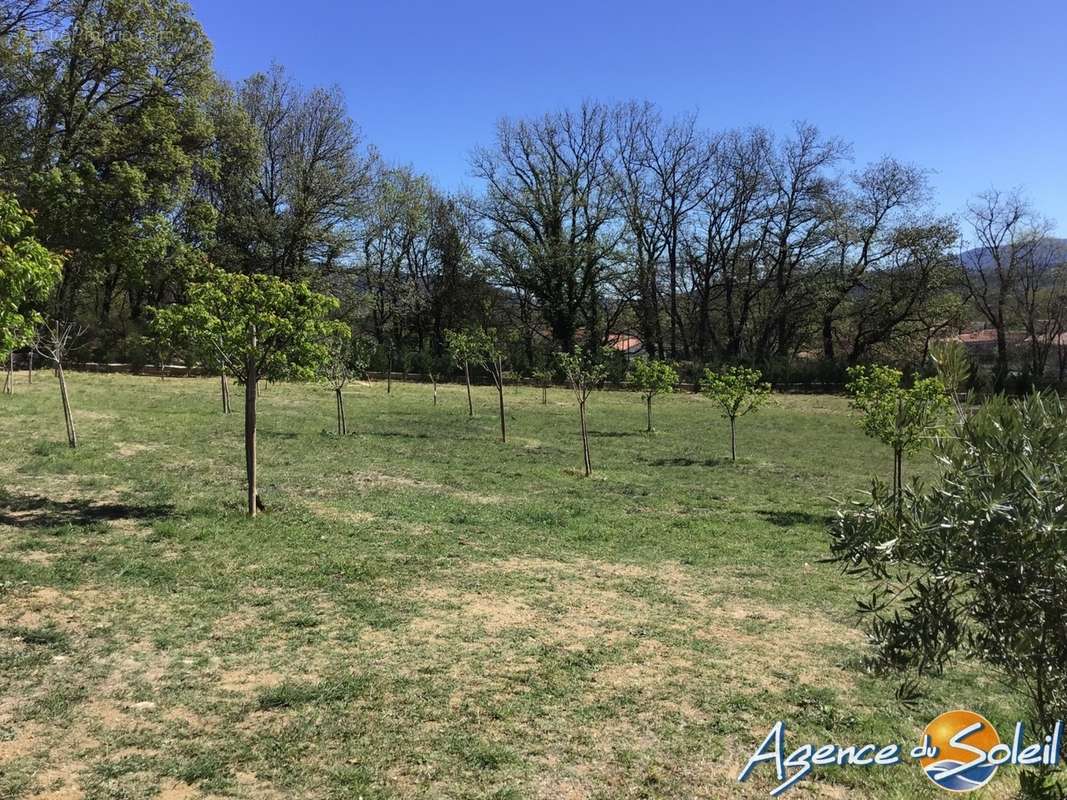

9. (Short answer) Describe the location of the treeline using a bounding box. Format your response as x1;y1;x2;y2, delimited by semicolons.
1;0;1063;386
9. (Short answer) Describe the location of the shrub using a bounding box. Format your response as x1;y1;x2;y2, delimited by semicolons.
828;393;1067;798
701;366;771;461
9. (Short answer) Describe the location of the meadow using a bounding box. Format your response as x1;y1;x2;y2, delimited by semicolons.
0;372;1022;799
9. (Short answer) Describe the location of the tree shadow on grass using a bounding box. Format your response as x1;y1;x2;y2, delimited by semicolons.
588;430;642;438
648;456;733;467
757;509;832;528
0;490;174;529
258;430;300;439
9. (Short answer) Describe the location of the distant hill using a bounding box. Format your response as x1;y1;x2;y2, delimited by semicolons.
961;237;1067;270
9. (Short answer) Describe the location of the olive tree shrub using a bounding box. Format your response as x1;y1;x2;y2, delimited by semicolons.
557;347;609;477
846;365;948;496
929;340;972;420
701;366;771;461
829;393;1067;799
629;357;678;432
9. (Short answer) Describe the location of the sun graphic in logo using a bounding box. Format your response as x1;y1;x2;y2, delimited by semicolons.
920;710;1000;792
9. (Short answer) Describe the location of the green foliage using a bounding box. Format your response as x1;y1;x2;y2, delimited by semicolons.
530;368;554;386
701;366;771;460
629;358;678;398
445;329;482;369
701;366;771;421
845;365;948;460
556;347;610;401
150;269;346;383
0;193;61;353
829;393;1067;795
319;332;372;389
929;340;972;417
629;357;679;432
8;0;215;352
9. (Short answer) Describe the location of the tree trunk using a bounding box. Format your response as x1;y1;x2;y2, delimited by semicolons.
497;379;506;443
542;385;547;405
893;446;903;520
579;400;591;477
386;351;392;395
27;351;32;384
893;447;903;496
3;351;12;394
57;361;76;448
822;314;836;360
994;326;1009;391
335;387;345;435
245;348;258;518
646;394;653;433
221;371;231;414
464;361;473;417
729;416;736;461
432;376;438;407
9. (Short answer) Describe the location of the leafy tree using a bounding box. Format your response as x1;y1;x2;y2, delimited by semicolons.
557;347;609;477
155;269;345;516
473;103;620;352
531;368;553;405
215;65;372;281
151;298;235;412
4;0;215;352
846;365;948;496
701;366;771;461
0;192;61;394
828;393;1067;798
445;329;480;417
320;332;370;435
628;357;678;432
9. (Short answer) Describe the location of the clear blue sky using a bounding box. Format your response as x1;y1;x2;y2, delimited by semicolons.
189;0;1066;233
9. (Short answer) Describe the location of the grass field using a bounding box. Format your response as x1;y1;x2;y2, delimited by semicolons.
0;371;1023;799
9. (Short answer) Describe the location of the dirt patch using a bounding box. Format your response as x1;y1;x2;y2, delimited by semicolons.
157;779;199;800
350;471;505;506
303;499;376;525
115;442;153;458
417;586;539;634
217;668;285;693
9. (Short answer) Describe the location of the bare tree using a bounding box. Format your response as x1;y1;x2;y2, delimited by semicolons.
1013;241;1064;379
0;0;61;38
474;329;509;443
820;158;930;360
34;320;83;448
613;103;716;358
961;189;1052;388
474;102;622;352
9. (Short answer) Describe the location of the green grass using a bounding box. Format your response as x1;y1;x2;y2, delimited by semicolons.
0;371;1024;799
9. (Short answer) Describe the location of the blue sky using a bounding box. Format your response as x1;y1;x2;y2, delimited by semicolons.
189;0;1067;233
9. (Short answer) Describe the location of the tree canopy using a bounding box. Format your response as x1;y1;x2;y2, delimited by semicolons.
0;192;61;353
